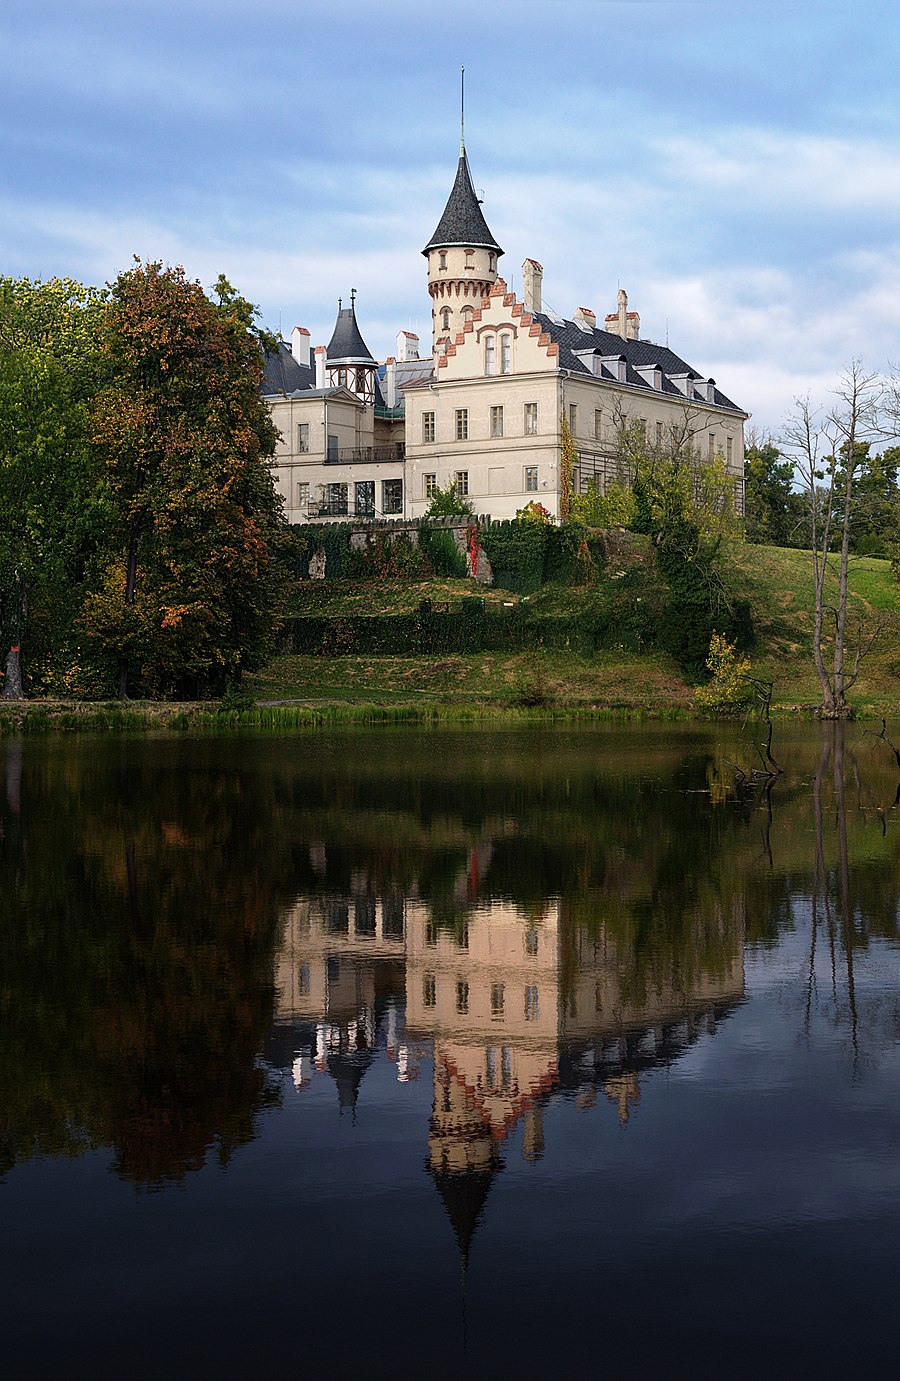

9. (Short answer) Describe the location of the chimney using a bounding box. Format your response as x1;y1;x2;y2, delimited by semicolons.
384;357;397;409
314;345;326;389
396;329;419;362
573;306;596;330
605;288;640;341
522;258;543;313
617;288;628;339
290;325;310;368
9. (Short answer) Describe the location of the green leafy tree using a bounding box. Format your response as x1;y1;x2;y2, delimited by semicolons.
424;480;474;518
744;436;807;547
84;263;288;699
0;276;104;697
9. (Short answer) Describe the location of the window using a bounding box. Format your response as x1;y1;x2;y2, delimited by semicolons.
637;419;647;441
500;335;511;375
709;432;716;458
297;422;310;453
441;308;451;331
355;480;374;517
491;983;505;1018
455;920;469;950
423;974;436;1008
439;251;447;270
426;917;437;946
327;434;338;461
296;481;309;508
726;436;733;464
525;926;539;956
524;465;538;492
355;897;376;935
383;479;403;515
594;409;603;441
337;367;347;388
455;470;469;497
355;367;369;394
489;252;497;272
422;411;435;443
490;405;504;438
424;473;437;498
455;408;468;441
299;965;310;996
484;336;495;376
324;481;347;514
524;402;538;435
465;250;474;269
656;420;664;448
525;985;539;1022
486;1047;497;1083
456;980;469;1014
569;403;577;434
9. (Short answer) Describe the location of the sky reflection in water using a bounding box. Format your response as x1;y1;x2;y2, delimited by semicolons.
1;723;899;1379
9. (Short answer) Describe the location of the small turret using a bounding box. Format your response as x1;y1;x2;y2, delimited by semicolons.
325;290;376;404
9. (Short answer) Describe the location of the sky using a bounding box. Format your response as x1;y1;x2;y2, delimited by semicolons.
2;0;900;435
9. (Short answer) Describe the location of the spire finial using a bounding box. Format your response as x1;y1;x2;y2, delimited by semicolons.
460;67;465;155
338;296;342;311
351;287;357;308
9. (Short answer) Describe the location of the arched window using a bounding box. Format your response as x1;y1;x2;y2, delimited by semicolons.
500;335;511;375
441;308;451;331
484;335;495;376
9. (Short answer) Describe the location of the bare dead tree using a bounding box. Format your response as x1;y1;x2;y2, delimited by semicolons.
782;362;889;718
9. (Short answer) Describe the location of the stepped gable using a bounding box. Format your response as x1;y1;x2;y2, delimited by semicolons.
423;149;503;255
529;310;741;410
436;279;559;370
260;340;315;395
326;297;376;366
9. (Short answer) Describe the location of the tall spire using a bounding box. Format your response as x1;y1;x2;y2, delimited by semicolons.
460;66;465;155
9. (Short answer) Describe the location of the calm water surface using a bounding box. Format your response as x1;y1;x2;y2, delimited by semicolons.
2;723;900;1379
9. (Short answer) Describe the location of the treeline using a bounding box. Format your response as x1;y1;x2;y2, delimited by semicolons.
0;266;288;700
744;436;900;556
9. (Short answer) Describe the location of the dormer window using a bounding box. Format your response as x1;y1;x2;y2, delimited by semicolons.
484;335;495;376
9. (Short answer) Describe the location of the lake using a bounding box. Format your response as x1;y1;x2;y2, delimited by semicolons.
2;722;900;1378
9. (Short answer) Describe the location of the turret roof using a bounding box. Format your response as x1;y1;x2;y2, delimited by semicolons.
326;296;376;366
423;150;503;256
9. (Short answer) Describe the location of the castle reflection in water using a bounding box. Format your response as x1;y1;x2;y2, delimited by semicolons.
274;882;745;1262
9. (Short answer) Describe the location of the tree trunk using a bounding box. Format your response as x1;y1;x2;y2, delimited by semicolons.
3;646;23;700
2;569;28;700
118;513;141;701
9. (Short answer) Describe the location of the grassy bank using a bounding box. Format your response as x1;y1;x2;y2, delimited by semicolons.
3;541;897;729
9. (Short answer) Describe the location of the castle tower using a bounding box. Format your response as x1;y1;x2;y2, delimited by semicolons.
325;290;376;405
423;125;503;358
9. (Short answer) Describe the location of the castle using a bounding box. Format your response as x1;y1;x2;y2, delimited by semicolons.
263;130;748;523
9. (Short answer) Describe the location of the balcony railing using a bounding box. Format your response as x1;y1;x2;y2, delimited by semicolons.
325;443;405;465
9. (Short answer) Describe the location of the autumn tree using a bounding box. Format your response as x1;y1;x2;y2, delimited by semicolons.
0;277;103;698
85;262;287;699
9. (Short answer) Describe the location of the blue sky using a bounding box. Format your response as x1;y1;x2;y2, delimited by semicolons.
3;0;900;433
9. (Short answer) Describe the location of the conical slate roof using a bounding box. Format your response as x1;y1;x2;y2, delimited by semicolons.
430;1165;498;1274
422;150;503;256
326;296;375;366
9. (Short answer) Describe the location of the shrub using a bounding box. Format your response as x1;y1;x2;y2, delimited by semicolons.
695;633;754;710
570;479;636;529
420;524;468;578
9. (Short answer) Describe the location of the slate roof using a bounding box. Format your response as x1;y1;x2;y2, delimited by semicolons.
326;299;376;365
531;311;745;413
261;340;315;395
423;150;503;256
